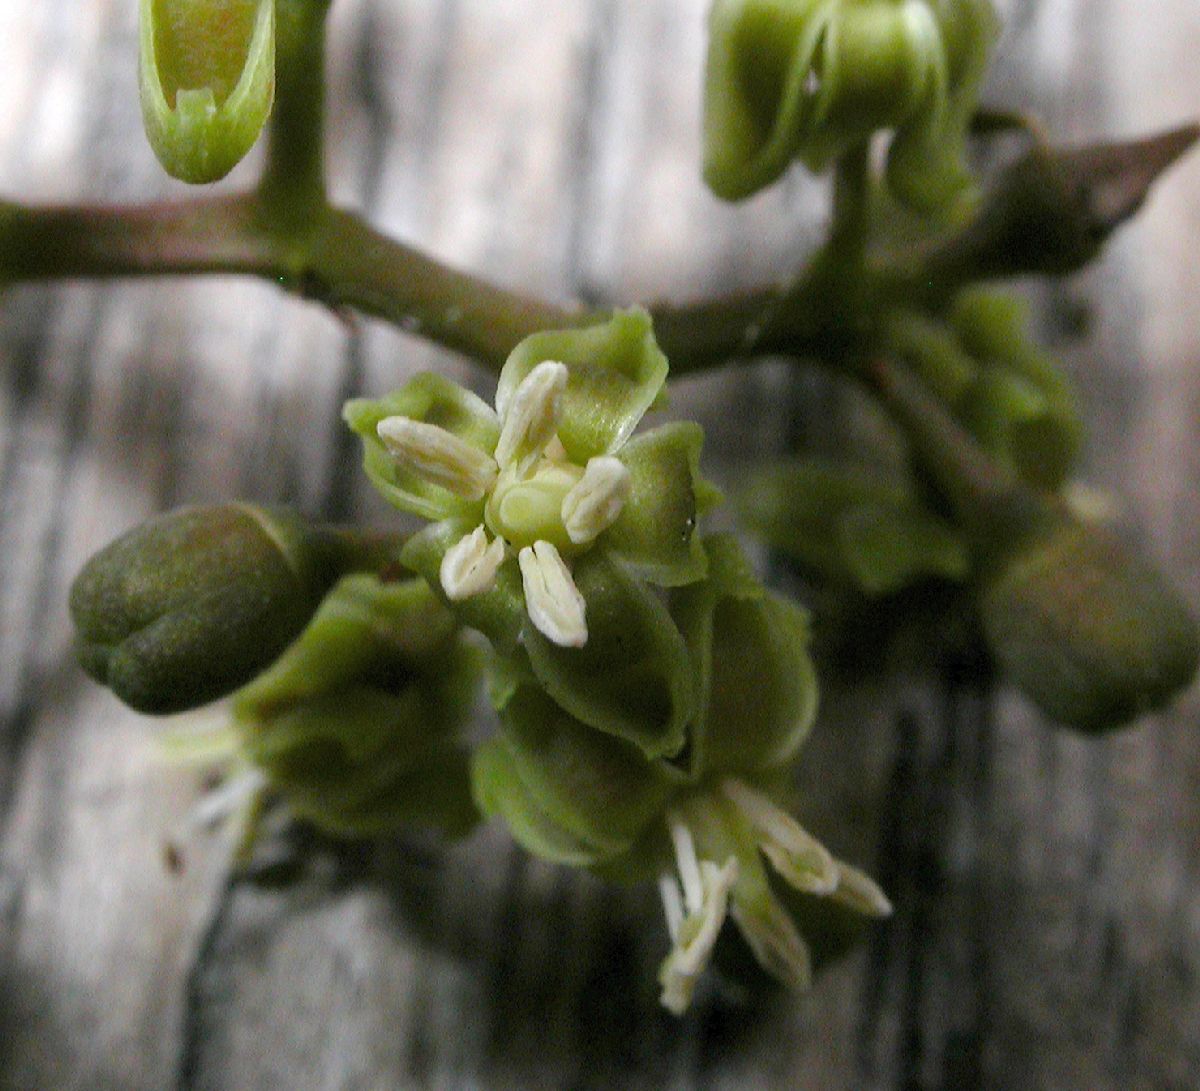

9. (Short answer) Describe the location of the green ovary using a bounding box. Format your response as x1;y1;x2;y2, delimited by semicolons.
485;461;584;553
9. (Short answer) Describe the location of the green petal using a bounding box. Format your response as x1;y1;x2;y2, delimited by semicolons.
496;684;674;858
233;575;482;837
797;0;945;173
736;460;969;595
703;0;834;200
495;309;668;464
602;422;712;587
472;737;614;867
886;0;998;217
523;550;696;760
399;519;526;657
139;0;275;184
343;374;500;522
671;535;820;777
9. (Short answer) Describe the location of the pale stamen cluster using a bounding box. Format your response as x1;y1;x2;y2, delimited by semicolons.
656;778;893;1015
376;361;632;648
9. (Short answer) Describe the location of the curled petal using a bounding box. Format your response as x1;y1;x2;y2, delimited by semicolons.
440;526;507;601
494;360;568;476
519;541;588;648
377;417;499;501
562;456;632;546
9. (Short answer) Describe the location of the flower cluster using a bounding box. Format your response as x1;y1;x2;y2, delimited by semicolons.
704;0;998;213
345;314;892;1012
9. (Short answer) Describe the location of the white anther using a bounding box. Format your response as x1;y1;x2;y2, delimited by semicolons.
722;778;838;894
494;361;568;477
658;854;739;1015
377;417;498;501
518;540;587;648
668;812;705;914
831;862;894;918
561;456;631;545
658;872;685;943
440;526;506;601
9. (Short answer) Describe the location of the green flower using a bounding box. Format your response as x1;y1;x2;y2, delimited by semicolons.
471;535;886;1014
345;309;718;760
703;0;997;213
736;457;970;595
139;0;275;183
232;574;481;837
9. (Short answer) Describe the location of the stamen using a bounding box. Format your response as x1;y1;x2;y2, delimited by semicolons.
722;778;837;894
658;872;684;942
729;893;812;991
440;526;506;601
668;812;704;914
518;540;588;647
562;456;632;545
831;862;894;918
657;855;739;1015
494;360;568;477
377;416;498;500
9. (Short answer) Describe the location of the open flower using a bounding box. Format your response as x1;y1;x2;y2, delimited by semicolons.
346;309;717;760
472;534;890;1013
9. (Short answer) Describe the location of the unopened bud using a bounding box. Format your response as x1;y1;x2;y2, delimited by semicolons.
979;515;1200;732
70;503;337;714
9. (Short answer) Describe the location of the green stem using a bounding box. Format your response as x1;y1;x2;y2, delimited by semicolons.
828;142;871;269
313;525;409;576
258;0;333;226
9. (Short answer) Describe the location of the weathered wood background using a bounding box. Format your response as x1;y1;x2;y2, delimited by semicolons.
1;1;1198;1088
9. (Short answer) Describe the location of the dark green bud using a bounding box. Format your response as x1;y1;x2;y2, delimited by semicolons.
70;503;340;714
979;515;1200;733
872;357;1199;731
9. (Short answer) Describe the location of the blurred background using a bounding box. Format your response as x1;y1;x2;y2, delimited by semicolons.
0;1;1197;1088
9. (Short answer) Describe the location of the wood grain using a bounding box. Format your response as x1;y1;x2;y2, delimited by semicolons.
1;1;1197;1088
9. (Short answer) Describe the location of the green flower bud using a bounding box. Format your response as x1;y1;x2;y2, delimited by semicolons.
979;514;1200;733
671;536;821;777
234;575;481;837
703;0;996;211
139;0;275;183
885;302;1082;492
70;504;340;715
873;357;1199;732
736;459;969;596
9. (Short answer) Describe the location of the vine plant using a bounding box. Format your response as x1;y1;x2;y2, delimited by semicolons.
4;0;1198;1014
